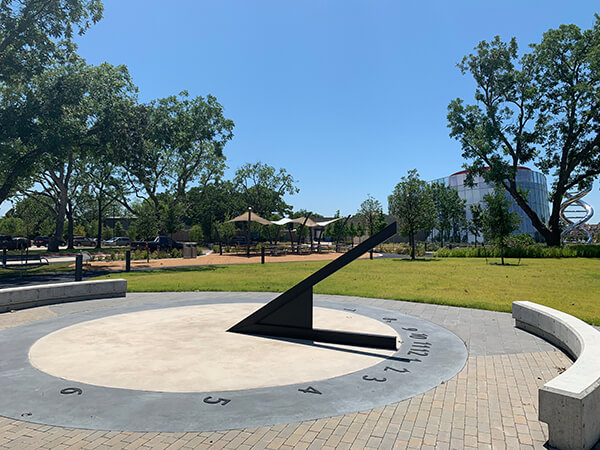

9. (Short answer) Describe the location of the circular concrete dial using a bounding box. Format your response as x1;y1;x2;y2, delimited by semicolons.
0;296;468;432
29;304;399;392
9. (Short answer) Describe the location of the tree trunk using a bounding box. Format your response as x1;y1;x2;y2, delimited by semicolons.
500;238;505;265
410;232;416;260
66;201;74;250
96;195;103;249
505;180;560;246
48;185;68;252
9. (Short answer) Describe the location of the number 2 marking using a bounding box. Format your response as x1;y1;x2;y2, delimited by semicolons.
203;396;230;406
384;366;409;373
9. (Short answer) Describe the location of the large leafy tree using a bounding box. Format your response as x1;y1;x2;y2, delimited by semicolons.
0;0;104;209
0;0;103;83
233;161;298;218
185;181;243;240
388;170;436;260
448;17;600;246
117;92;233;225
16;62;137;250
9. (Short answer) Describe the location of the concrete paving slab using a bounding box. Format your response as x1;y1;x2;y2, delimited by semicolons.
0;292;572;448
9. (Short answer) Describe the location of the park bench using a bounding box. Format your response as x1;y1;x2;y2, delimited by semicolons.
0;279;127;313
512;301;600;450
2;253;49;270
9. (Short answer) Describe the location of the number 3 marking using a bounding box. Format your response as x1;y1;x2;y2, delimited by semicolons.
362;375;387;382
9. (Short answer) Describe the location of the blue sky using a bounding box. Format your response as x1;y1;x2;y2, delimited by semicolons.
69;1;600;219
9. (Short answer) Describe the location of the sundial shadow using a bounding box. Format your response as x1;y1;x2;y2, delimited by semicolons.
247;333;402;360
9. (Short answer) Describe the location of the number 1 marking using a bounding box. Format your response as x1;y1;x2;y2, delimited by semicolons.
298;386;322;395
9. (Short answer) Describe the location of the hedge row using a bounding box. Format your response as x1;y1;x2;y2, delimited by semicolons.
435;244;600;258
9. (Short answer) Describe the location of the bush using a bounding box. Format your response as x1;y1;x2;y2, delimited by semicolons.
435;242;600;258
189;225;203;243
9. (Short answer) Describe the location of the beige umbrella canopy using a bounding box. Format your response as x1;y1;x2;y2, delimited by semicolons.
226;211;273;226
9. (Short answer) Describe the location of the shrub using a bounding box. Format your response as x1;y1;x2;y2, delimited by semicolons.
435;243;600;258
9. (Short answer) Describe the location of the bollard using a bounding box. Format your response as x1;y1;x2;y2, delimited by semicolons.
261;246;265;264
75;254;83;281
125;250;131;272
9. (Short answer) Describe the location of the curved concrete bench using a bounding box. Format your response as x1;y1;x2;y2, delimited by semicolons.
513;301;600;450
0;279;127;313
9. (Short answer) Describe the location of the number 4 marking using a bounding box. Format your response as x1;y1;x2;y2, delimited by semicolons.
298;386;322;395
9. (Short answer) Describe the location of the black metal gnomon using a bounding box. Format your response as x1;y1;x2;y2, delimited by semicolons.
228;222;398;350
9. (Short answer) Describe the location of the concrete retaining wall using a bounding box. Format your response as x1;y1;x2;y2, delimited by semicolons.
0;279;127;313
513;300;600;450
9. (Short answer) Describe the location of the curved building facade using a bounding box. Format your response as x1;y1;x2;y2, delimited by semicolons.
432;168;550;242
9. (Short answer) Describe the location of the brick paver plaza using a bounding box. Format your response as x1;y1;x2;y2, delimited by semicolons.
0;292;571;449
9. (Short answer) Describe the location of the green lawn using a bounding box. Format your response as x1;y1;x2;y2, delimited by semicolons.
0;262;73;278
95;257;600;325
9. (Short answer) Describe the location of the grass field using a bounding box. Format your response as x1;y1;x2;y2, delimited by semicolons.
96;257;600;325
0;262;73;278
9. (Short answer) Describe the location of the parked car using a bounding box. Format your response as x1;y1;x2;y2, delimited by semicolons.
13;237;31;249
103;236;131;247
73;236;96;247
33;236;48;247
0;235;30;250
32;235;65;247
131;236;183;251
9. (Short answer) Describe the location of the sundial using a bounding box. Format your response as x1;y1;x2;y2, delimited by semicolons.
0;224;467;432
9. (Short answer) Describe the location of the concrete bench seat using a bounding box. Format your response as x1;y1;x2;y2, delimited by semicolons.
0;279;127;313
513;301;600;450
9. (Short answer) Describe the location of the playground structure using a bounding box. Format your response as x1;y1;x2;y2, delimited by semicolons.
560;184;594;244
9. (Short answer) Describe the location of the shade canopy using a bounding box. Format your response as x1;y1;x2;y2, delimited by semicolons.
227;215;344;228
225;212;272;226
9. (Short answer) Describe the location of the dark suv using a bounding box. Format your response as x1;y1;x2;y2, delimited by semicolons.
0;235;30;250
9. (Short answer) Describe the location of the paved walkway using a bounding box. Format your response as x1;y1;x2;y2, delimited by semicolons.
0;292;571;449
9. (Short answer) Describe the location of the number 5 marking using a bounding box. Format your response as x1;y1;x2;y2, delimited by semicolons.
203;396;230;406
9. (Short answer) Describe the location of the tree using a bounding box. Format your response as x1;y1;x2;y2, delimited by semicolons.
14;62;137;251
468;203;484;246
482;189;521;265
233;162;298;218
184;181;243;240
430;182;466;246
4;196;54;237
189;225;203;243
0;0;104;208
134;200;159;240
0;217;25;236
0;0;103;83
388;170;436;260
357;195;387;237
448;18;600;246
118;92;233;225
